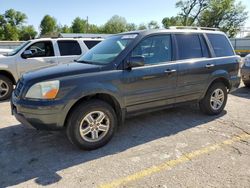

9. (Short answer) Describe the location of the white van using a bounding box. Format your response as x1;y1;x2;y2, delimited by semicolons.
0;37;103;100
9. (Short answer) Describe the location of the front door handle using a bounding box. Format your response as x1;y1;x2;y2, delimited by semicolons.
205;64;215;68
164;69;177;74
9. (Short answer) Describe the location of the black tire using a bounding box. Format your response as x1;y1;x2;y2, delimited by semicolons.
199;82;227;115
243;81;250;88
66;100;117;150
0;75;13;101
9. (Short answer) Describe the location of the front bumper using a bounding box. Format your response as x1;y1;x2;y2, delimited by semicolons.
11;93;67;130
241;65;250;83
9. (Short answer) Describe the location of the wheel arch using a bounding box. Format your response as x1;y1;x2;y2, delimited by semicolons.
201;76;231;99
0;70;16;85
64;92;124;128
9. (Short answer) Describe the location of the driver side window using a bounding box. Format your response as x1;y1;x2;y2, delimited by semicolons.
26;41;54;58
131;35;172;65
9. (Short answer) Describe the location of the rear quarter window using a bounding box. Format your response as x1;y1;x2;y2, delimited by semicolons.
58;40;82;56
83;40;101;49
207;34;234;57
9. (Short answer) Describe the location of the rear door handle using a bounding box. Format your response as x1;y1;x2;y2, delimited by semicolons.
205;64;215;68
164;69;177;74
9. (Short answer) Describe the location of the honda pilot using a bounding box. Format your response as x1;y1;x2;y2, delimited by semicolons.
11;28;241;150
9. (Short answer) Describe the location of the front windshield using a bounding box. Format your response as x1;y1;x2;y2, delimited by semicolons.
5;41;31;56
78;34;138;65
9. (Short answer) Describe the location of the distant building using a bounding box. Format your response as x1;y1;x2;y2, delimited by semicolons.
230;38;250;57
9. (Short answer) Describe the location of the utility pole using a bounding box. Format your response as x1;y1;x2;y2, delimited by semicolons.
86;16;89;33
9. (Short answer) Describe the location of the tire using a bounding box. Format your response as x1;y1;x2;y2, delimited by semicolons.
243;81;250;87
0;75;13;101
199;82;227;115
66;100;117;150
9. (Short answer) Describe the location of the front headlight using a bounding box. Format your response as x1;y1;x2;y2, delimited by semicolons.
25;80;60;99
244;55;250;67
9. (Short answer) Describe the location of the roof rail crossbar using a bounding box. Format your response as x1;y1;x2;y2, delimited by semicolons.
168;26;219;31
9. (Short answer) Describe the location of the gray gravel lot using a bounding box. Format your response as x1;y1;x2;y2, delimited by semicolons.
0;85;250;188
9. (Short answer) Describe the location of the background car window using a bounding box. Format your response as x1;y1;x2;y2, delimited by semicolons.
207;34;234;57
131;35;172;65
175;34;203;60
27;41;54;57
84;40;101;49
58;40;82;56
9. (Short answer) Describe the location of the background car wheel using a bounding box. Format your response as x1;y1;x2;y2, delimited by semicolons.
243;82;250;87
66;100;117;150
0;75;13;101
199;82;227;115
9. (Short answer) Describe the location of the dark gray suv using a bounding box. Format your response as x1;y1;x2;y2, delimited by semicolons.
11;28;241;150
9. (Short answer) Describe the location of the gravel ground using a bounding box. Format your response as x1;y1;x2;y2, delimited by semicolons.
0;85;250;188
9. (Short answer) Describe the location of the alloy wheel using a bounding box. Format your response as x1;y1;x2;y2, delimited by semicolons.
79;111;110;142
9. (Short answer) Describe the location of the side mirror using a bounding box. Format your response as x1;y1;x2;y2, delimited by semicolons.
21;50;33;59
126;56;145;69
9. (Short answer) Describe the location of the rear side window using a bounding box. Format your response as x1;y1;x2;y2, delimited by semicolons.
207;34;234;57
84;40;101;49
175;34;204;60
58;40;82;56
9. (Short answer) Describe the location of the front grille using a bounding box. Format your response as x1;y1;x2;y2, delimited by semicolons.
14;80;24;97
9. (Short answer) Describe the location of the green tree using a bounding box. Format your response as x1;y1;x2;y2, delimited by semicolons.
0;9;27;40
40;15;57;35
148;21;160;29
199;0;248;37
0;15;5;39
88;24;100;33
162;16;184;28
176;0;208;26
4;9;27;26
162;0;248;37
3;23;19;40
71;17;87;33
138;23;147;30
103;15;127;34
126;23;137;31
19;25;37;40
58;24;72;33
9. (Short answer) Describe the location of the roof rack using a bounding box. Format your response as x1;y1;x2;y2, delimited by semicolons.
168;26;219;31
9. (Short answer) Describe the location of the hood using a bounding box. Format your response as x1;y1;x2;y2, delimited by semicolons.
0;54;15;65
22;62;104;83
0;54;12;59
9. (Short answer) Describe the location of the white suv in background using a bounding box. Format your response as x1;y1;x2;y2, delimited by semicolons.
0;48;13;55
0;37;103;100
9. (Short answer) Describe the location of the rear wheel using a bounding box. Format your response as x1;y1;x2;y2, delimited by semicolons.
199;82;227;115
0;75;13;101
66;100;117;150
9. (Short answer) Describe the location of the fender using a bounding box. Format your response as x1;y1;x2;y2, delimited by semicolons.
201;69;230;98
58;81;124;127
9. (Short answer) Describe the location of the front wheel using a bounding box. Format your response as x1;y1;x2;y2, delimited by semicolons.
199;82;227;115
66;100;117;150
0;75;13;101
